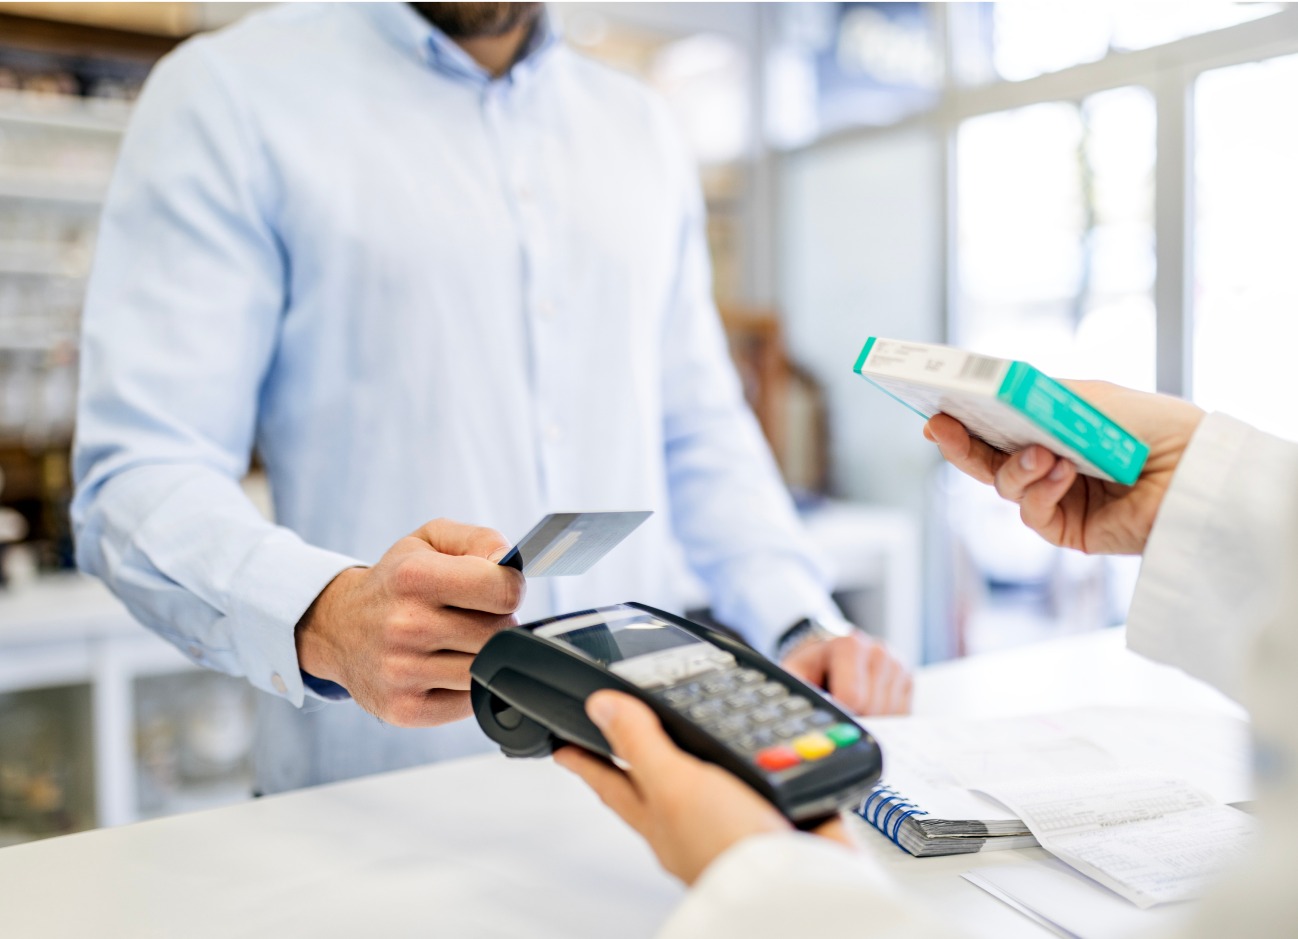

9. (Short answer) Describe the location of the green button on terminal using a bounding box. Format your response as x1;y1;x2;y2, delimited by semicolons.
825;722;862;747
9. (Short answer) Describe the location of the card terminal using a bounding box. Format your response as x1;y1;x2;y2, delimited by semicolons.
471;603;883;824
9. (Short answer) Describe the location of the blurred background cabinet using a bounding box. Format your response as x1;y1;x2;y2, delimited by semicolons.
0;7;175;845
0;575;255;844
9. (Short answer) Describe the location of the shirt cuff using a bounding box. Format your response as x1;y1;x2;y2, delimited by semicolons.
656;832;950;939
708;555;843;658
227;532;363;706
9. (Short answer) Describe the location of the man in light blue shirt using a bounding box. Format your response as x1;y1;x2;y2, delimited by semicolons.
73;2;911;794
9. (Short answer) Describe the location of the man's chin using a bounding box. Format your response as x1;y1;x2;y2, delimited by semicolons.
410;2;542;39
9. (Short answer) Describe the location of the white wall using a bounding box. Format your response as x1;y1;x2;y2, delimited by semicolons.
780;127;944;510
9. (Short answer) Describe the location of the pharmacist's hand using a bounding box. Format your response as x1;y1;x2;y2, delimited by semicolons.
295;518;524;726
924;381;1204;555
554;691;853;885
781;631;912;716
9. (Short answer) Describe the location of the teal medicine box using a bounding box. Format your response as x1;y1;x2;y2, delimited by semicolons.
854;337;1149;486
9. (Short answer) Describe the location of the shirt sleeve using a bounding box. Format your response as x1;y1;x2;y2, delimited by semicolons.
657;143;841;656
71;41;363;706
1126;412;1298;701
655;832;958;939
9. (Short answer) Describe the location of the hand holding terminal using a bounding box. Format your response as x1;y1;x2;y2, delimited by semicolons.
554;690;854;885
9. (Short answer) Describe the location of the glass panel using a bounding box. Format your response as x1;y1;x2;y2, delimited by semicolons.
991;2;1112;82
974;1;1281;84
956;100;1087;365
949;87;1154;653
535;607;701;664
1193;53;1298;441
955;87;1155;388
135;670;255;820
0;683;94;845
1110;2;1282;53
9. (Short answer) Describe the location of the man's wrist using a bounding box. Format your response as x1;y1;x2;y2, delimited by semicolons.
775;613;854;661
294;566;367;684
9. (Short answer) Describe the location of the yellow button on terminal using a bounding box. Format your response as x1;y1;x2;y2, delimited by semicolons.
791;732;835;761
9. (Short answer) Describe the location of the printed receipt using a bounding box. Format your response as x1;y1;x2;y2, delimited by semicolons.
981;771;1256;909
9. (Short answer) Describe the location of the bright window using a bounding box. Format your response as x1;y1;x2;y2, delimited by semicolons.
955;86;1156;390
990;1;1280;82
1193;52;1298;441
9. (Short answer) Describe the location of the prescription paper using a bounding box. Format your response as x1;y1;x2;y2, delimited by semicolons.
964;858;1196;939
981;771;1257;909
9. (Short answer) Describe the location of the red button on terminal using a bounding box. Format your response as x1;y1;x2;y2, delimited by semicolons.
754;745;802;772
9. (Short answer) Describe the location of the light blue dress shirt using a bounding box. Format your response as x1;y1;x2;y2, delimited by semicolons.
72;3;838;790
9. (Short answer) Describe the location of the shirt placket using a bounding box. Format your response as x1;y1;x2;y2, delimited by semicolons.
483;77;566;616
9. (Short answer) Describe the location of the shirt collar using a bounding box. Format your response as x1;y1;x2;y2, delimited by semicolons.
358;3;561;88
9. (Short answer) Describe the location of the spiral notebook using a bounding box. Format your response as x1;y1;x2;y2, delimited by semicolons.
861;786;1036;856
854;708;1251;858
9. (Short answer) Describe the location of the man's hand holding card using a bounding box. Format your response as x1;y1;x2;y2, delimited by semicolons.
295;509;907;726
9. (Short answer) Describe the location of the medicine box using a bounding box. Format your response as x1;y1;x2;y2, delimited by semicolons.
853;338;1149;485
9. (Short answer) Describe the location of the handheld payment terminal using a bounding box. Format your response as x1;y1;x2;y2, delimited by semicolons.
471;603;883;824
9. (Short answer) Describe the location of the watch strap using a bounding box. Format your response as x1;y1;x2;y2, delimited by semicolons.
775;614;854;661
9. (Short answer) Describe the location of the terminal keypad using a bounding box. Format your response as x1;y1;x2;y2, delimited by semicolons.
655;666;863;774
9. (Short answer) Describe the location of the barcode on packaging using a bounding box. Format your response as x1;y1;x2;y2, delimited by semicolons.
861;339;1008;392
960;354;1003;383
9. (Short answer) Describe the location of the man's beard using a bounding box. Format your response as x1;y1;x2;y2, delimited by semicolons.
410;3;542;38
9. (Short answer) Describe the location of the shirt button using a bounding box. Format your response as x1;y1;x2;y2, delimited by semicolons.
517;184;533;202
187;644;202;660
271;673;288;694
537;300;554;320
544;423;562;443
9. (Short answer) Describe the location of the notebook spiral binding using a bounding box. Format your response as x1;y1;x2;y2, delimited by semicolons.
858;784;925;850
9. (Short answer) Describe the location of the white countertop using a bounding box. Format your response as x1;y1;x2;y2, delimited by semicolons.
0;627;1245;939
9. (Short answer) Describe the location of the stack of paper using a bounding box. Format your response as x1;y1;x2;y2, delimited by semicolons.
856;708;1251;859
963;858;1197;939
978;771;1256;909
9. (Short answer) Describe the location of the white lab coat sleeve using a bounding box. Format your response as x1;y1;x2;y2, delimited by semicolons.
654;832;959;939
1125;412;1298;700
654;114;840;655
71;42;364;706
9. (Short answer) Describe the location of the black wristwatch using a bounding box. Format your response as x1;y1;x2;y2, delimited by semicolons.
775;613;855;662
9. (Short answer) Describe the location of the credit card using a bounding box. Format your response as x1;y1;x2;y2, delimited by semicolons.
498;511;652;576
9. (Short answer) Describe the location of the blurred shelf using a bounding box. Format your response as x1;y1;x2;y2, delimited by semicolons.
0;103;129;135
0;7;193;53
0;240;90;277
0;339;75;353
0;175;108;204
